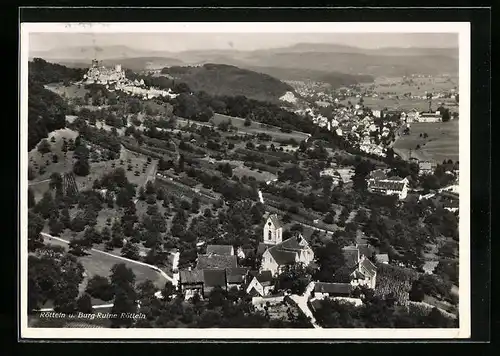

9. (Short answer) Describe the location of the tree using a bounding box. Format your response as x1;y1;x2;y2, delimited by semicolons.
49;172;63;191
275;263;310;295
111;288;137;328
37;139;52;154
208;286;228;309
323;212;335;224
191;197;200;213
28;247;84;313
121;241;140;260
85;275;114;301
244;117;252;127
73;157;90;176
77;293;93;313
315;240;346;282
28;188;36;208
48;216;64;236
33;191;56;219
28;165;37;181
69;237;92;256
28;211;45;251
110;263;136;291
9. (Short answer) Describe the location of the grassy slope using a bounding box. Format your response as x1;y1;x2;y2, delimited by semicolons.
393;120;459;163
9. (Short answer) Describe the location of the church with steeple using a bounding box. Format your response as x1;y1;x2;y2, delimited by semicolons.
258;214;315;277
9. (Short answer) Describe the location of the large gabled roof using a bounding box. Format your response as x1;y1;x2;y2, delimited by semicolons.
179;269;204;284
314;282;353;295
196;254;238;270
342;246;360;268
280;234;309;251
368;180;406;192
267;247;297;265
356;244;374;259
226;267;248;284
206;245;234;256
203;269;227;288
359;258;377;277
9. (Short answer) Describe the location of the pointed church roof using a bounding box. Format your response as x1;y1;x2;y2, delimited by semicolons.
267;214;283;229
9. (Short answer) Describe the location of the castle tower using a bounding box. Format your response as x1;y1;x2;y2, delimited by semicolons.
263;214;283;245
92;59;99;68
115;64;122;72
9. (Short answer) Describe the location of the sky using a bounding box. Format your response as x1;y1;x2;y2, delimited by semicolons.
29;32;458;53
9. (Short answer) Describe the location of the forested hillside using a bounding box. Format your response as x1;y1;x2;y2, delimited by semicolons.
28;58;85;85
161;64;295;102
27;59;81;150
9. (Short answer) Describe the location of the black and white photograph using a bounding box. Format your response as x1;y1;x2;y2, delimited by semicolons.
20;22;471;339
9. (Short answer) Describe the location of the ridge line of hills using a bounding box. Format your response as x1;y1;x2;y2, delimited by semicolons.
29;42;458;77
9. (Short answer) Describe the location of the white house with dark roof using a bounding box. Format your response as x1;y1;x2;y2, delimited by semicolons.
341;244;378;289
367;170;409;200
419;161;437;176
375;254;390;264
246;270;274;297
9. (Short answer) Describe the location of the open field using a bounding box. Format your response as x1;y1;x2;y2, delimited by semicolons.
359;76;458;96
211;113;310;141
43;234;166;289
28;128;80;180
340;75;458;112
340;97;458;113
232;165;278;182
44;83;88;100
393;120;459;163
29;138;156;204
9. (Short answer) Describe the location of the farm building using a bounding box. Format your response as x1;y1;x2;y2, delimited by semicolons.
418;111;442;123
179;244;248;300
367;170;409;200
419;161;437;176
246;270;274;297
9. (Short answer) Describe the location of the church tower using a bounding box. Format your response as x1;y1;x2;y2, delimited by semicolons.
263;214;283;245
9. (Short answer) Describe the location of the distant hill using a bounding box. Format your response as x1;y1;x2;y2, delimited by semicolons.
161;63;295;102
238;51;458;77
246;66;374;88
34;42;459;78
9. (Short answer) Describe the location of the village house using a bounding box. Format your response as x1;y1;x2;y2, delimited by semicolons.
258;215;315;277
179;244;248;300
375;254;390;264
342;244;378;289
245;270;274;297
367;170;409;200
313;282;354;298
406;109;420;123
418;111;442;123
419;161;437;176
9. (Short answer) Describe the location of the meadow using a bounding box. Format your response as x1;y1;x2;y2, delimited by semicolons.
43;235;166;291
393;120;459;163
211;113;310;142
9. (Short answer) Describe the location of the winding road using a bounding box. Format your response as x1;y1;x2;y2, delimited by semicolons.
40;232;175;285
290;282;321;328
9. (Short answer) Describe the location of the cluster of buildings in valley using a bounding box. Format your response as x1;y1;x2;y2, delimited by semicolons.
82;59;178;100
178;214;389;304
